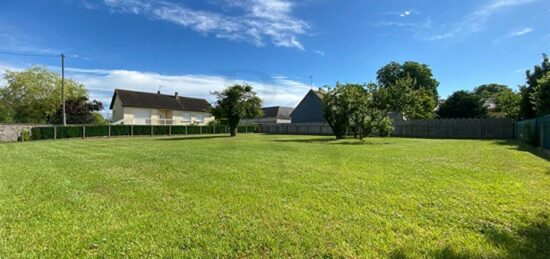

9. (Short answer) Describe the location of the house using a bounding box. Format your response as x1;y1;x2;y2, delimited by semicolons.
241;106;294;125
110;89;214;125
290;89;326;123
290;89;406;124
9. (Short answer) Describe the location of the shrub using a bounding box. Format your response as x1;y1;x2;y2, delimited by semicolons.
522;123;539;146
215;126;228;134
56;126;83;139
111;125;131;136
133;125;152;135
19;129;31;141
376;117;394;137
187;126;201;134
171;126;187;135
85;126;109;137
154;126;170;135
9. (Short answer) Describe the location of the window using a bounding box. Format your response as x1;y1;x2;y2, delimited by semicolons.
182;112;191;122
195;113;204;123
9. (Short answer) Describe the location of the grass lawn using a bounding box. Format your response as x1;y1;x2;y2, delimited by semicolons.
0;134;549;258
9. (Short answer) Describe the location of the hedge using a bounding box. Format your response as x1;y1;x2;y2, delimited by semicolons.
29;125;254;140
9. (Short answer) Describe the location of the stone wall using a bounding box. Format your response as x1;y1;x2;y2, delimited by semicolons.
0;124;49;142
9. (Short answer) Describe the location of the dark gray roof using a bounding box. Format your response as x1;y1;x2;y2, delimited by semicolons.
262;106;294;120
110;89;211;112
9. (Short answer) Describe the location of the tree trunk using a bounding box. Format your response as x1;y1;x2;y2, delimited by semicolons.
230;126;237;137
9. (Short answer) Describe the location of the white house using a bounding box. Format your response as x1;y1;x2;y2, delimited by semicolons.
110;89;214;125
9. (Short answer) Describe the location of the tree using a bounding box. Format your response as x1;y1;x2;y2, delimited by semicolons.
51;97;104;124
0;66;87;123
473;84;520;119
437;90;487;119
520;54;549;119
211;84;263;137
375;76;436;119
323;83;390;139
532;72;550;116
376;61;439;118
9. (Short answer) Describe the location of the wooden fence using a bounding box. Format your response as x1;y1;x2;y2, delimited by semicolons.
261;118;516;139
392;118;515;139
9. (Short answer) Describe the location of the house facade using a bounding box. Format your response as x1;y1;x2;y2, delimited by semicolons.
110;89;214;125
241;106;294;125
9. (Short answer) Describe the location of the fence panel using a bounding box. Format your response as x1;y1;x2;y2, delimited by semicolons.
393;118;515;139
515;115;550;149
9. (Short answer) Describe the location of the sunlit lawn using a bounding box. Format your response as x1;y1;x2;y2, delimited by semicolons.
0;134;549;257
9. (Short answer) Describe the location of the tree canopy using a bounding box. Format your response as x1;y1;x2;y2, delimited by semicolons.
520;54;549;119
323;83;392;139
473;84;520;119
51;97;104;125
211;84;263;137
0;66;87;123
437;90;487;119
376;61;439;119
532;72;550;116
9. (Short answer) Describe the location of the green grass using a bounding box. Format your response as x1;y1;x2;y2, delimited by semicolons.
1;134;549;258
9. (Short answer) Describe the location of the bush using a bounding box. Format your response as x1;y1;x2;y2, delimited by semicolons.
523;123;539;146
133;125;152;136
154;126;170;135
187;126;201;134
31;127;55;140
376;117;394;137
56;126;83;139
85;126;109;137
171;126;187;135
111;125;131;136
19;129;31;141
215;126;228;134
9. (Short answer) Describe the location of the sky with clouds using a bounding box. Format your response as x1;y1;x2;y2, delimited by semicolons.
0;0;549;117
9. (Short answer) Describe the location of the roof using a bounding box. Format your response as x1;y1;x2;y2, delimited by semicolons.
262;106;294;120
109;89;211;112
290;89;324;118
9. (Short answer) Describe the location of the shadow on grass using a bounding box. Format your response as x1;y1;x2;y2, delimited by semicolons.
271;138;392;145
392;213;550;258
155;135;230;141
493;139;550;162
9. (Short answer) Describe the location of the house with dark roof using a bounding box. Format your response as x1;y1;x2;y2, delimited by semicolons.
110;89;214;125
241;106;294;125
290;89;326;123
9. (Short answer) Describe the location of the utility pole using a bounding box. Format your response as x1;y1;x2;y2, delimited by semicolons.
61;53;66;126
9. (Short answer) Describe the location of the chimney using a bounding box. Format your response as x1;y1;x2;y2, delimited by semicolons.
175;92;179;99
157;90;161;94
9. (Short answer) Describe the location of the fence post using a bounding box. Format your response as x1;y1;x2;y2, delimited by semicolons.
151;125;154;137
108;125;111;138
131;125;134;137
185;126;188;135
83;126;86;139
54;126;57;140
199;126;202;134
541;123;544;149
169;125;172;136
245;126;248;133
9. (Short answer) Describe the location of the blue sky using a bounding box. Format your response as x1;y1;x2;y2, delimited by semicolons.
0;0;549;115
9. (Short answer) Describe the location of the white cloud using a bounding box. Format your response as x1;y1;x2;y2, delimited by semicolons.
100;0;309;50
427;0;539;40
313;50;325;56
508;27;533;37
64;67;311;112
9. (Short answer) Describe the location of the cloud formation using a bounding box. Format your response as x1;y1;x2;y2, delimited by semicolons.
100;0;309;49
508;27;533;37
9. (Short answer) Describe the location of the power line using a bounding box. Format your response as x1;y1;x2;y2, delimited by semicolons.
0;51;60;58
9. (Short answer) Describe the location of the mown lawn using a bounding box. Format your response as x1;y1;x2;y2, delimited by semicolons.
0;134;549;258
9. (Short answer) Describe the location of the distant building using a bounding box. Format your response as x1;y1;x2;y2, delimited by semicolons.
290;89;405;124
290;89;326;123
241;106;294;125
110;89;214;125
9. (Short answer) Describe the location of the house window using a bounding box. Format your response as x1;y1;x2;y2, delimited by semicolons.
182;112;191;122
195;113;204;123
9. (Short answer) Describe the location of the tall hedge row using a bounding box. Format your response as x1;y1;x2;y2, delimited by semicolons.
29;125;255;140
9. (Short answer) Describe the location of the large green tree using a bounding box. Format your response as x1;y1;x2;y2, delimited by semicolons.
437;90;487;119
473;84;520;119
532;72;550;116
323;83;391;139
520;54;549;119
0;66;87;123
376;61;439;119
211;84;263;137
